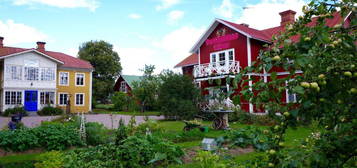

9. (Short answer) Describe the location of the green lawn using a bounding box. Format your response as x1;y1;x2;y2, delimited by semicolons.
0;153;41;164
92;109;162;116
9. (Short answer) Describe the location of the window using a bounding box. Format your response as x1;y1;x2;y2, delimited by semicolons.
40;68;55;81
75;93;84;106
40;92;55;105
59;93;68;105
219;53;226;66
76;73;85;86
59;72;69;85
210;49;235;66
5;91;22;105
6;65;22;80
120;81;127;93
24;67;39;80
286;80;297;103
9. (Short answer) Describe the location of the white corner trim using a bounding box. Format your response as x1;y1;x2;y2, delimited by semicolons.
248;75;253;113
247;37;252;67
89;71;92;111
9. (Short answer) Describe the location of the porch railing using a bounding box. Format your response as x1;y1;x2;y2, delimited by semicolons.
193;61;240;78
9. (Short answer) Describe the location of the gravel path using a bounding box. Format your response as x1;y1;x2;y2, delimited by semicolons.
0;114;164;129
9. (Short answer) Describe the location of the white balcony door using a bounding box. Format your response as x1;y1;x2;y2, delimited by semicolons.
210;49;234;67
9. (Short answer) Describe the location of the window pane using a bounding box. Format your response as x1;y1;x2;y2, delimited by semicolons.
5;92;10;105
229;51;234;61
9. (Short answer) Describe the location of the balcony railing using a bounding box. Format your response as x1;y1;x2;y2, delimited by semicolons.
193;61;240;78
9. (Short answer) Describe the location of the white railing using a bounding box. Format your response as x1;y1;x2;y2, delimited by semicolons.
193;61;240;78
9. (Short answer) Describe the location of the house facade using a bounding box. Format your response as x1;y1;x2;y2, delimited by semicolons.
0;38;93;113
175;10;352;114
113;75;142;96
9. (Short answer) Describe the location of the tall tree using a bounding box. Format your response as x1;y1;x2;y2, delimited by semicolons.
131;65;159;112
78;40;122;103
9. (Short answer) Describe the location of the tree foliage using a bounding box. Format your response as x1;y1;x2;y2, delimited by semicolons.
131;65;159;112
234;0;356;167
78;40;122;103
158;70;201;120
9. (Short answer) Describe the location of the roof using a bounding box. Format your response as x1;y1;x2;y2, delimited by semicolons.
121;75;142;88
174;53;198;68
0;46;93;70
179;11;350;68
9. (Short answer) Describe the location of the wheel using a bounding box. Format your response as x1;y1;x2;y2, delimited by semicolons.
212;118;223;129
183;126;191;131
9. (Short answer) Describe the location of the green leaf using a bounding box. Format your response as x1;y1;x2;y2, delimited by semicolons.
293;86;305;94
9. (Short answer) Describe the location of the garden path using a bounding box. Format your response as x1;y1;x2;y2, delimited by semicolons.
0;114;164;129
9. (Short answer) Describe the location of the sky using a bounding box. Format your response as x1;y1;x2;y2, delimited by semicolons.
0;0;307;75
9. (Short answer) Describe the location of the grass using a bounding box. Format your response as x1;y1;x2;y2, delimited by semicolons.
0;153;41;164
92;109;161;116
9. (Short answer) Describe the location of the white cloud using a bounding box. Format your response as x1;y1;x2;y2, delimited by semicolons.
128;13;142;19
114;46;158;75
167;10;184;25
12;0;99;11
236;0;306;29
65;48;79;57
156;0;180;10
0;19;48;45
213;0;235;18
153;26;204;65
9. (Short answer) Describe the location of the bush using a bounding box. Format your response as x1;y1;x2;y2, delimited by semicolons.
158;71;201;120
0;128;39;152
2;106;27;117
85;122;112;146
37;106;63;116
34;151;64;168
136;119;164;134
229;109;277;126
0;161;36;168
63;135;184;168
33;123;83;150
194;151;226;168
111;92;133;111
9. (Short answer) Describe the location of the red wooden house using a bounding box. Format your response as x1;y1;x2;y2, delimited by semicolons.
113;75;142;96
175;10;353;114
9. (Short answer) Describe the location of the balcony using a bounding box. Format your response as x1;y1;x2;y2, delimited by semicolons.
193;61;240;79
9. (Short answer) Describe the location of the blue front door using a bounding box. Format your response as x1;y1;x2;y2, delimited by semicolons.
25;91;38;111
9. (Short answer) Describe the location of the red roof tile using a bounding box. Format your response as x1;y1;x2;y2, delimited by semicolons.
0;46;93;69
174;53;198;68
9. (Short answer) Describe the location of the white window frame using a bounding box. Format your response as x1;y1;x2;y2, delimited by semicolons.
40;91;55;105
40;68;55;81
5;91;22;105
285;80;297;103
210;48;235;66
120;81;127;93
5;65;22;80
58;93;68;106
75;73;85;86
75;93;85;106
59;72;69;86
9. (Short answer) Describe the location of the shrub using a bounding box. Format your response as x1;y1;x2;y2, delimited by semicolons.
229;109;277;126
136;119;164;134
37;106;63;116
63;135;184;168
34;151;64;168
33;123;83;150
0;128;39;152
0;161;36;168
85;122;112;146
2;106;27;117
115;118;128;145
158;71;201;120
111;92;132;111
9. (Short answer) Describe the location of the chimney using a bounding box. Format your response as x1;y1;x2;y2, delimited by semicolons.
240;23;249;27
279;10;296;26
0;37;3;48
36;41;46;51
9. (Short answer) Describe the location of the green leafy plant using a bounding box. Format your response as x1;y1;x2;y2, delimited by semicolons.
85;122;112;146
2;106;27;117
115;118;128;145
0;128;39;152
34;151;64;168
193;150;226;168
37;106;63;116
111;92;133;111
